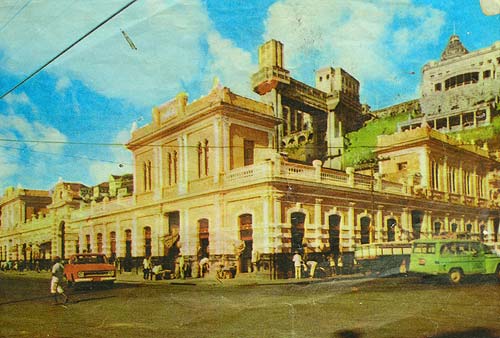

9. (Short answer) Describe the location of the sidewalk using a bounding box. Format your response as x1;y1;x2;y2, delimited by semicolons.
116;270;366;286
1;269;367;286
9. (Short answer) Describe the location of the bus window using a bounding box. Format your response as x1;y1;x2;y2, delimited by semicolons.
413;243;435;254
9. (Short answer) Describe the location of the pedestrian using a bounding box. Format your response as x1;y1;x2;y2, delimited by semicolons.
50;256;68;305
306;260;318;278
251;250;260;273
143;256;152;280
178;255;185;279
292;251;303;279
199;257;209;277
337;255;344;275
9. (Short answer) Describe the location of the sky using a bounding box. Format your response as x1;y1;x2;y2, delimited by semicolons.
0;0;498;192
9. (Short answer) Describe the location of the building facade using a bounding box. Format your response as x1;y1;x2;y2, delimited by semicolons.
1;40;500;278
400;35;500;132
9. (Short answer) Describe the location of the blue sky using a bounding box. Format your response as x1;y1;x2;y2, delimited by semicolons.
0;0;498;192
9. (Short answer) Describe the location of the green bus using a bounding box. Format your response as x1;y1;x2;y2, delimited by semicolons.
409;239;500;284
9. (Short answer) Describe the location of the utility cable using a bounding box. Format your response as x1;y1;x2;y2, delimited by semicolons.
0;0;138;100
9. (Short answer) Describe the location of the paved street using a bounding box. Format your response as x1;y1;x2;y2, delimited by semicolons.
1;271;499;338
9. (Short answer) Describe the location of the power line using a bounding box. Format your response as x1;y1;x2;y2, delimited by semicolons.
0;0;33;34
0;0;138;100
0;137;385;149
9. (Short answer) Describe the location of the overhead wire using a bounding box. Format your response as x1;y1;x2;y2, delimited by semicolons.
0;0;32;34
0;0;138;99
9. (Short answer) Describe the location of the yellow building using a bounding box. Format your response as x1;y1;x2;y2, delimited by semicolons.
1;41;500;278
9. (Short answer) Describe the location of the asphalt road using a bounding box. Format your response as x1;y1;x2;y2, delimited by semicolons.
0;273;499;338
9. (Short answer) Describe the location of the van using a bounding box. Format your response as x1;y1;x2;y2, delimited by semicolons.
409;239;500;284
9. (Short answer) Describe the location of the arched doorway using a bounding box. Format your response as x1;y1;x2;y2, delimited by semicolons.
239;214;253;273
198;219;209;259
124;229;132;272
451;223;458;233
360;216;371;244
387;218;396;242
480;224;486;242
291;212;305;253
97;233;103;253
433;221;442;236
494;218;499;242
144;227;152;257
85;234;91;253
411;211;424;240
466;223;473;233
60;221;65;259
328;215;341;256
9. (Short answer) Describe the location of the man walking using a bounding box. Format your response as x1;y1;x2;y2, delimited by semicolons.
50;256;68;305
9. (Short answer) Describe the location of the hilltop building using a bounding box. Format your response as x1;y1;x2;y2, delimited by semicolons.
399;35;500;132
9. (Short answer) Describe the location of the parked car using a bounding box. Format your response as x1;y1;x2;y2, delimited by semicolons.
64;253;116;286
409;239;500;284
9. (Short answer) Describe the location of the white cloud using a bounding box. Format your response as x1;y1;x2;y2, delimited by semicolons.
203;32;257;98
88;128;133;184
0;0;255;107
56;77;71;92
264;0;445;99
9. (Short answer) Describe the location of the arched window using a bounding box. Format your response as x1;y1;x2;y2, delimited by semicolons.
143;162;147;191
197;142;202;178
173;151;178;184
387;218;396;242
147;161;152;191
204;139;209;176
291;212;305;252
144;227;152;257
167;153;172;186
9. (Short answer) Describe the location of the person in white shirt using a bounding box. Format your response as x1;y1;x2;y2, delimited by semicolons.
50;256;68;305
292;252;303;279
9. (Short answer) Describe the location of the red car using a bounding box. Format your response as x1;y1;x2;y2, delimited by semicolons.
64;253;116;286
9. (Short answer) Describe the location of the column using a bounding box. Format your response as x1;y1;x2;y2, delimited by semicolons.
262;194;271;253
346;203;356;251
273;194;283;254
213;117;222;183
400;208;410;241
376;206;384;243
131;218;139;257
419;149;430;188
115;221;122;258
313;199;323;251
444;214;450;233
222;117;231;173
154;144;162;199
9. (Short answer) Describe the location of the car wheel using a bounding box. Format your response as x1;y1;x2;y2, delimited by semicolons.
448;268;462;284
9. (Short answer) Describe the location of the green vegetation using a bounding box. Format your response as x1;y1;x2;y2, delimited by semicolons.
449;115;500;146
343;110;500;169
343;113;408;167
